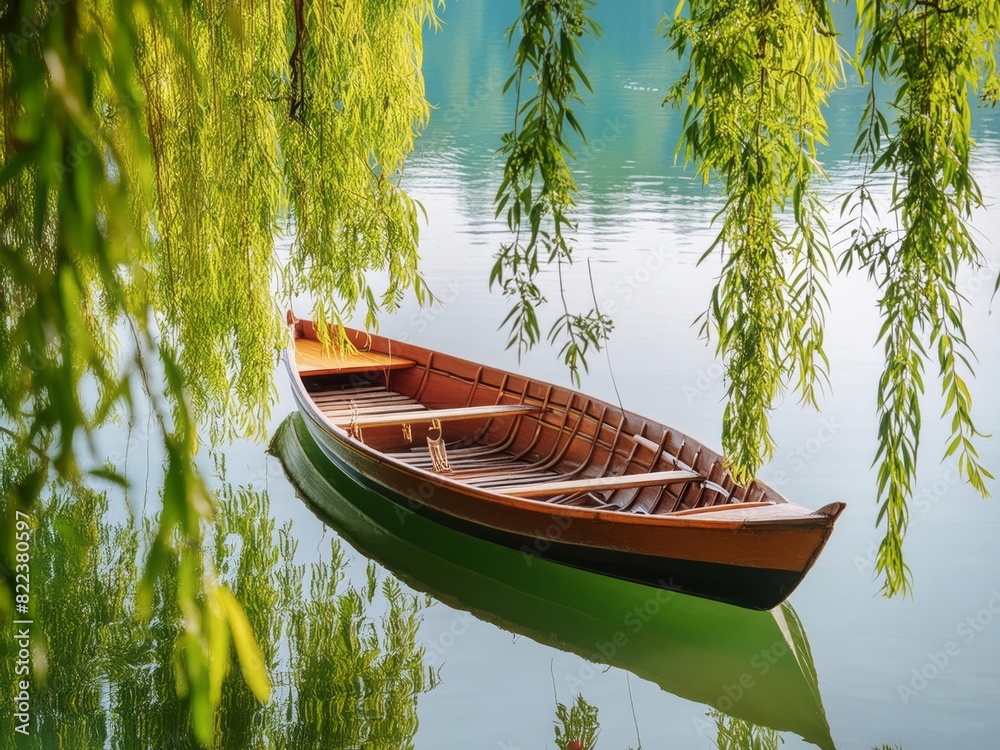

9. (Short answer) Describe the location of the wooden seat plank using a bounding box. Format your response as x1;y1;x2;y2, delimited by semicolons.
495;470;702;498
311;392;409;404
308;385;386;396
471;473;563;488
319;400;420;413
321;404;428;418
295;338;416;375
315;399;417;411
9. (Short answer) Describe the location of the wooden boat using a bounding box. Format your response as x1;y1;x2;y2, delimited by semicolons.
284;316;845;610
271;411;835;749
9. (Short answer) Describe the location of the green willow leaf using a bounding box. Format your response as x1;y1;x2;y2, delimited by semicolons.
2;0;441;743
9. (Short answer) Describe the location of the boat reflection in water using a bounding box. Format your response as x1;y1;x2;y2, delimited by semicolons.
272;414;836;750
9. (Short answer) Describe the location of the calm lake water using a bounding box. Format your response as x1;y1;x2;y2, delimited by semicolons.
11;2;1000;748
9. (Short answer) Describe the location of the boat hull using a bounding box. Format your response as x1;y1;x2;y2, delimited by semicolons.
283;321;844;611
292;388;834;610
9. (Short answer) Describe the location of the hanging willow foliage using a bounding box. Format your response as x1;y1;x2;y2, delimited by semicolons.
280;0;437;342
840;0;998;596
657;0;997;596
492;0;612;385
1;0;438;743
662;0;843;482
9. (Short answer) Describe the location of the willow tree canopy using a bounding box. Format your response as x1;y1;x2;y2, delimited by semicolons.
1;0;438;741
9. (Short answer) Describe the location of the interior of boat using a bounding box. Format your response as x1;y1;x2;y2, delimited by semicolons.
293;330;772;515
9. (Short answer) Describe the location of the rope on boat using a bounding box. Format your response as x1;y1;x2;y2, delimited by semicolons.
348;402;365;443
426;418;452;473
588;258;625;415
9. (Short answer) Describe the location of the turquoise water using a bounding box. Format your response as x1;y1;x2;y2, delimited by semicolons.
9;2;999;748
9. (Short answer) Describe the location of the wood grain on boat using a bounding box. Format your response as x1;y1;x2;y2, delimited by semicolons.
294;336;416;375
283;317;846;610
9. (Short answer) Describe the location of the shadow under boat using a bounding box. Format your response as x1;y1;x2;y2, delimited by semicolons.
270;413;837;750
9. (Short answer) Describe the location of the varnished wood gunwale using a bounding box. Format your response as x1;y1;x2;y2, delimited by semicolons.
331;403;542;429
283;318;845;608
291;405;829;567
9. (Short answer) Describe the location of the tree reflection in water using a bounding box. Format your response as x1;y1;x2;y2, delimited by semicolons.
710;709;782;750
0;453;436;749
549;695;784;750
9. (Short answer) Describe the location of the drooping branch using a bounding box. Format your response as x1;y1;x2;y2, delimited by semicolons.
492;0;611;385
844;0;995;597
290;0;307;122
661;0;843;482
0;0;441;741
